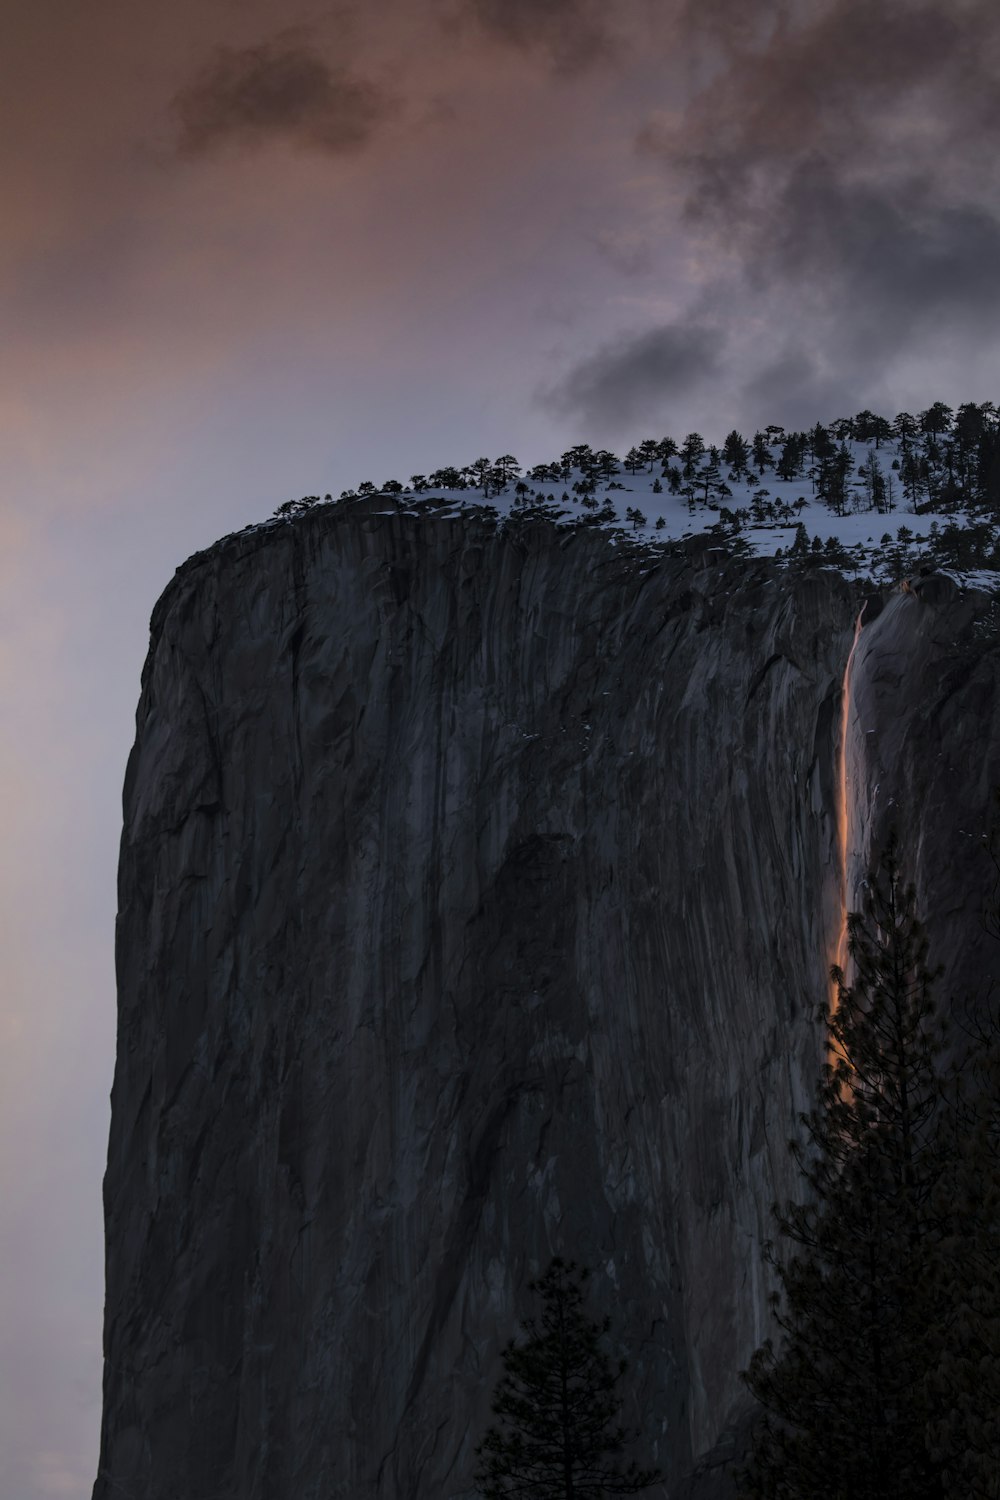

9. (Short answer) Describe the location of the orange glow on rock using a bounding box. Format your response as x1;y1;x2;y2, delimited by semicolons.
832;607;866;1011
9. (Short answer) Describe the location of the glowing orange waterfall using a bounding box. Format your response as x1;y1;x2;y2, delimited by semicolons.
833;607;866;999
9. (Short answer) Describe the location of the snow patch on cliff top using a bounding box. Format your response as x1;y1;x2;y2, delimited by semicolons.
254;432;1000;590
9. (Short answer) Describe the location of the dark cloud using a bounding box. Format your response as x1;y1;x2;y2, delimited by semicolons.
459;0;615;71
173;37;392;157
639;1;992;235
760;162;1000;345
634;0;1000;404
739;348;862;433
545;322;723;431
671;0;793;56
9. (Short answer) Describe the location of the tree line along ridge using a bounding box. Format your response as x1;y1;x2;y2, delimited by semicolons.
261;401;1000;583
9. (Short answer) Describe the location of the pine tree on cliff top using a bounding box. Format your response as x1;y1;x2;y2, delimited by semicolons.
740;836;950;1500
475;1258;661;1499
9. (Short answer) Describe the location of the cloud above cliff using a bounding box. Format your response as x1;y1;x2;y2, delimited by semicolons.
457;0;615;70
172;36;393;156
751;165;1000;348
636;0;1000;369
546;321;723;431
544;0;1000;430
530;0;1000;432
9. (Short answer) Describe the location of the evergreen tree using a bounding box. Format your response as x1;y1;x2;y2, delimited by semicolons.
922;1038;1000;1499
563;444;597;479
429;465;465;489
920;401;954;436
680;432;706;477
467;457;495;493
977;428;1000;515
922;812;1000;1497
751;431;774;474
808;423;835;463
476;1259;661;1500
852;410;890;446
900;449;925;511
817;443;852;516
700;455;724;506
858;448;887;511
788;521;809;557
495;454;523;486
638;439;660;472
723;429;751;475
740;838;950;1500
892;411;920;445
776;435;806;482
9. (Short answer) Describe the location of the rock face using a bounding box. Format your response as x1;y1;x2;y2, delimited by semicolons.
94;506;1000;1500
847;579;1000;1011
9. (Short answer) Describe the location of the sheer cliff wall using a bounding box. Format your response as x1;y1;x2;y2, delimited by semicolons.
94;508;1000;1500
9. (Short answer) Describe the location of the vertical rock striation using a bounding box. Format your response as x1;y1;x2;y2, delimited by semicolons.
94;506;1000;1499
845;576;1000;1011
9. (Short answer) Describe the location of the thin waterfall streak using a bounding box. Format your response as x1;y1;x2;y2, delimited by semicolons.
833;607;866;1004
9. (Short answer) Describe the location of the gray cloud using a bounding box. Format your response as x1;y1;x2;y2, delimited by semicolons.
760;162;1000;345
631;0;1000;410
671;0;795;56
654;0;992;205
459;0;615;70
739;347;863;433
545;321;723;431
173;37;392;157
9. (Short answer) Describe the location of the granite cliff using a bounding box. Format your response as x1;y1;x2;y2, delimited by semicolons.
94;504;1000;1500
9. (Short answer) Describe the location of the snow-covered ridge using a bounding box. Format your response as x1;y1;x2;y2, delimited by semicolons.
253;407;1000;586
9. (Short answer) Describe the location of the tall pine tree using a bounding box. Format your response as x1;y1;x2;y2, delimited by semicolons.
922;1032;1000;1498
475;1259;661;1499
922;809;1000;1496
740;837;950;1500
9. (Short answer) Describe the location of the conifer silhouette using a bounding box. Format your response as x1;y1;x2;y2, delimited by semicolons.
741;837;950;1500
475;1258;661;1499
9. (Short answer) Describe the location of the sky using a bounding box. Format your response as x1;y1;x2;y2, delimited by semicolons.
3;0;1000;1494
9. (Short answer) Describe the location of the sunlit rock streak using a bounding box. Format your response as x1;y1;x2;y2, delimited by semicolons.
833;606;866;998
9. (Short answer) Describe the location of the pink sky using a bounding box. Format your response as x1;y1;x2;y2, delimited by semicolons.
4;1;1000;1493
